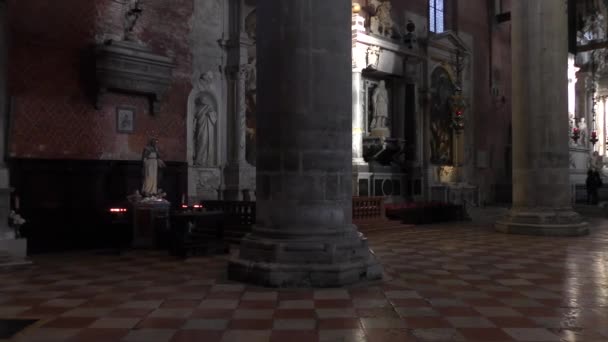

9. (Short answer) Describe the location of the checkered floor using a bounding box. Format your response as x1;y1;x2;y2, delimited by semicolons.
2;216;608;341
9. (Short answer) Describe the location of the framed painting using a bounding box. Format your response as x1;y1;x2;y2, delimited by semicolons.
116;106;135;133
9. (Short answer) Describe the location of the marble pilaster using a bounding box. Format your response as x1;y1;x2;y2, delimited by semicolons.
352;70;365;165
496;0;588;236
228;0;382;287
222;3;255;201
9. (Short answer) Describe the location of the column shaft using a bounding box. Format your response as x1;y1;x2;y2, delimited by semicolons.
496;0;588;236
228;0;381;287
0;0;10;239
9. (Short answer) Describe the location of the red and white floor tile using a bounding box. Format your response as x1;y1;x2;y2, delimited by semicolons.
2;218;608;341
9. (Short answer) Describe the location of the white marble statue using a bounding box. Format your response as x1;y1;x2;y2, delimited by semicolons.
590;151;604;172
141;138;165;196
371;80;389;129
578;117;588;147
193;96;218;166
569;113;575;145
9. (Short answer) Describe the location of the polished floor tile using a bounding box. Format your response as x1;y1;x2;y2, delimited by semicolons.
2;216;608;341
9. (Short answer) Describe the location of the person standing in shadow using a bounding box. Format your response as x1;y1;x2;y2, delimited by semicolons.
586;169;603;205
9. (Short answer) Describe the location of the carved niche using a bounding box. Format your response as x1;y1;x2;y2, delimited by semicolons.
190;71;219;167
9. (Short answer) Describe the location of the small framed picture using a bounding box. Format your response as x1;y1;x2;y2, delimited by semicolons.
116;106;135;133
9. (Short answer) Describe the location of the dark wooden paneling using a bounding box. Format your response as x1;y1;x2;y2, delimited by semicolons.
10;158;187;254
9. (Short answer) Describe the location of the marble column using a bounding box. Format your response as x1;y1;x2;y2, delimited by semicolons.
228;0;382;287
352;71;365;165
496;0;588;236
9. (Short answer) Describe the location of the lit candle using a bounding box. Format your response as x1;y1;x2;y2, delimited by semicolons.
181;193;185;205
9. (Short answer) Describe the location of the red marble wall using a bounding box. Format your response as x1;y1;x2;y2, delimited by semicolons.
7;0;193;162
458;0;513;197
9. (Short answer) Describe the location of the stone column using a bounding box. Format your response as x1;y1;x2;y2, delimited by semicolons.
496;0;588;236
0;0;11;238
352;71;365;164
228;0;382;287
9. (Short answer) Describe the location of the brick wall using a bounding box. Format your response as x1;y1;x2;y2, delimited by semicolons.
7;0;193;162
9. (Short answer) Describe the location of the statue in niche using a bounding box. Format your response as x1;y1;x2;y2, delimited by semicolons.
193;95;218;167
371;80;389;129
141;138;166;197
124;0;143;42
578;117;588;147
369;0;394;38
430;68;455;164
569;113;576;145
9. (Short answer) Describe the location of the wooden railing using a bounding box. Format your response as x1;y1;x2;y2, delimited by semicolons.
352;196;385;221
193;198;386;244
200;201;255;243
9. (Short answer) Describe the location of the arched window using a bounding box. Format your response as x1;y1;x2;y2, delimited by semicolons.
429;0;445;33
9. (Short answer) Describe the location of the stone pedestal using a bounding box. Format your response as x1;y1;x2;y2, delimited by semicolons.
132;200;170;248
228;0;382;287
496;0;588;236
188;166;222;202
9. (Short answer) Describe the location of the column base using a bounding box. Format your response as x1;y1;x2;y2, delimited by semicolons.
0;238;31;267
495;208;589;237
228;226;383;287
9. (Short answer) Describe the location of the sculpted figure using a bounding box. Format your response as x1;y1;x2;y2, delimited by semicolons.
142;138;165;196
578;117;588;147
371;81;389;129
369;0;394;37
124;0;143;41
193;96;218;166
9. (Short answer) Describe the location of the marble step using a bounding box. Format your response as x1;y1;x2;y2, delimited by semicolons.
0;251;32;268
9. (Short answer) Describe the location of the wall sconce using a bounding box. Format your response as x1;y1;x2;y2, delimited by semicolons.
590;130;599;145
571;127;580;144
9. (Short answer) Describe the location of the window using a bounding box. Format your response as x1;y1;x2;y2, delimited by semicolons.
429;0;445;33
